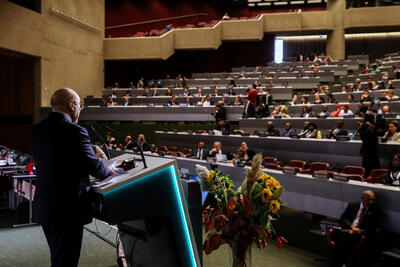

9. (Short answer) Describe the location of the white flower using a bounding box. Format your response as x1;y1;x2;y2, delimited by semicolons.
195;164;211;191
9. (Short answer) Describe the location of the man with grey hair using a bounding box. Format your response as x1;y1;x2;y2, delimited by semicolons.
30;88;115;267
328;190;380;266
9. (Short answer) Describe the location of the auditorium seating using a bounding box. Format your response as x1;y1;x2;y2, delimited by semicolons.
299;162;330;174
364;169;389;184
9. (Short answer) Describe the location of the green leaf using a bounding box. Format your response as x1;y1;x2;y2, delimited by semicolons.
272;187;284;200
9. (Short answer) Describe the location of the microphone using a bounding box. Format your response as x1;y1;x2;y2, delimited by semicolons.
88;125;111;160
103;125;147;169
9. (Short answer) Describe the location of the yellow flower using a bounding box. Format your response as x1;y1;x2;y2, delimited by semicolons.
269;200;280;214
257;173;270;183
265;177;281;190
207;170;215;183
261;188;273;203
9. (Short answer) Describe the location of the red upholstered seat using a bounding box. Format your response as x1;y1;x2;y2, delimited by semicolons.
264;163;282;170
341;166;365;181
300;162;330;175
263;157;277;164
363;169;388;184
180;148;192;156
157;145;167;152
287;160;306;172
167;146;177;152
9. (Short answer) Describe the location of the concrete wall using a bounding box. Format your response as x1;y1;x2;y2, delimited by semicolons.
0;0;105;107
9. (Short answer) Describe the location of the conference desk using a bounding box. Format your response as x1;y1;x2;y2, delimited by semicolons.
78;106;244;122
110;150;400;233
268;101;400;115
155;131;397;168
162;77;320;89
239;117;363;135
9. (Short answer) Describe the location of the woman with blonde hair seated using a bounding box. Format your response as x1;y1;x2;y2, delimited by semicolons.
280;106;291;118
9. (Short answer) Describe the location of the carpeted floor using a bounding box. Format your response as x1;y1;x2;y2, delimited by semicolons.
0;221;329;267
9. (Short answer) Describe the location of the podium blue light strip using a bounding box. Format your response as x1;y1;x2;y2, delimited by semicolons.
169;165;197;267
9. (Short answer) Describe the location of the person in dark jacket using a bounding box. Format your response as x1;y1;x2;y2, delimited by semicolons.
328;190;380;267
30;88;114;267
242;97;256;118
358;114;380;176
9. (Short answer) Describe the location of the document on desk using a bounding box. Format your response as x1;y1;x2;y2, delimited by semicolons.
91;159;127;188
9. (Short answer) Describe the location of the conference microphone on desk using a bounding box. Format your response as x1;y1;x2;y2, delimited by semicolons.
103;125;148;169
88;125;111;160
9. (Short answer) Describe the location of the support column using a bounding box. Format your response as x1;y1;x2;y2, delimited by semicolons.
327;0;346;60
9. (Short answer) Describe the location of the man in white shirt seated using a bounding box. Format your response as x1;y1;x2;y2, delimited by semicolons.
339;104;354;117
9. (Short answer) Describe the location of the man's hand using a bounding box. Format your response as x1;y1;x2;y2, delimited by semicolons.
350;225;362;235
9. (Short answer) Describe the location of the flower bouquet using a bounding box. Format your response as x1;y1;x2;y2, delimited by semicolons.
196;154;286;267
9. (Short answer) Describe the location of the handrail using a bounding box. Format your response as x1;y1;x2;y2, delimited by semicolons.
106;13;209;30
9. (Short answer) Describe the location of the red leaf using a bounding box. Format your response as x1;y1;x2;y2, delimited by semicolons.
280;236;288;243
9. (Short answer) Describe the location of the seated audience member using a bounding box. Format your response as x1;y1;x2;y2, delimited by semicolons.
306;122;322;139
271;106;281;116
165;88;173;96
280;106;291;118
137;134;150;151
113;82;119;89
355;83;364;92
339;104;354;117
209;141;224;158
214;120;231;134
168;95;179;106
222;12;230;20
184;97;191;106
379;91;388;101
354;103;368;118
330;105;342;117
123;96;131;106
129;82;135;89
371;81;379;90
228;80;236;89
191;141;208;160
328;190;380;267
214;104;227;122
379;105;390;115
290;95;299;105
124;91;131;97
100;98;108;107
228;88;236;96
165;24;173;32
298;121;311;138
110;91;117;98
360;91;373;102
204;95;214;106
233;146;250;165
174;82;180;88
235;142;253;160
348;84;355;92
282;81;289;87
300;106;314;118
108;98;117;106
326;93;336;104
317;105;329;118
213;89;220;97
387;89;399;100
142;89;150;97
124;135;135;150
106;132;116;148
232;96;242;106
386;80;395;89
386;154;400;186
340;85;348;93
181;87;190;97
300;96;310;105
243;97;256;118
282;122;297;138
327;120;348;139
194;88;203;97
265;121;280;136
314;94;325;104
347;93;356;103
137;77;144;88
383;120;400;143
152;87;159;96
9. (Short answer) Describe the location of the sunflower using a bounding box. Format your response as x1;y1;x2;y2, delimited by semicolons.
257;173;270;183
261;188;273;203
207;170;215;183
269;200;280;214
265;177;281;190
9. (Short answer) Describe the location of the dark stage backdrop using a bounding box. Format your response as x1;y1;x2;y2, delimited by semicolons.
105;0;326;37
104;35;275;87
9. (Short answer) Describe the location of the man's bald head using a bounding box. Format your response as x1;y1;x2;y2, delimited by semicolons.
51;88;82;123
362;190;375;207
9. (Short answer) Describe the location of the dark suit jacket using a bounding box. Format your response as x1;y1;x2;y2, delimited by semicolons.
215;108;227;122
243;102;256;118
30;111;110;226
191;148;209;160
340;202;380;236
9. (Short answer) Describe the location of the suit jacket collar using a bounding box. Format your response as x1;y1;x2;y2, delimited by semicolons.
49;110;73;123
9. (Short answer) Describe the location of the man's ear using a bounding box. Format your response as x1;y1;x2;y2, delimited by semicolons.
68;100;75;112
